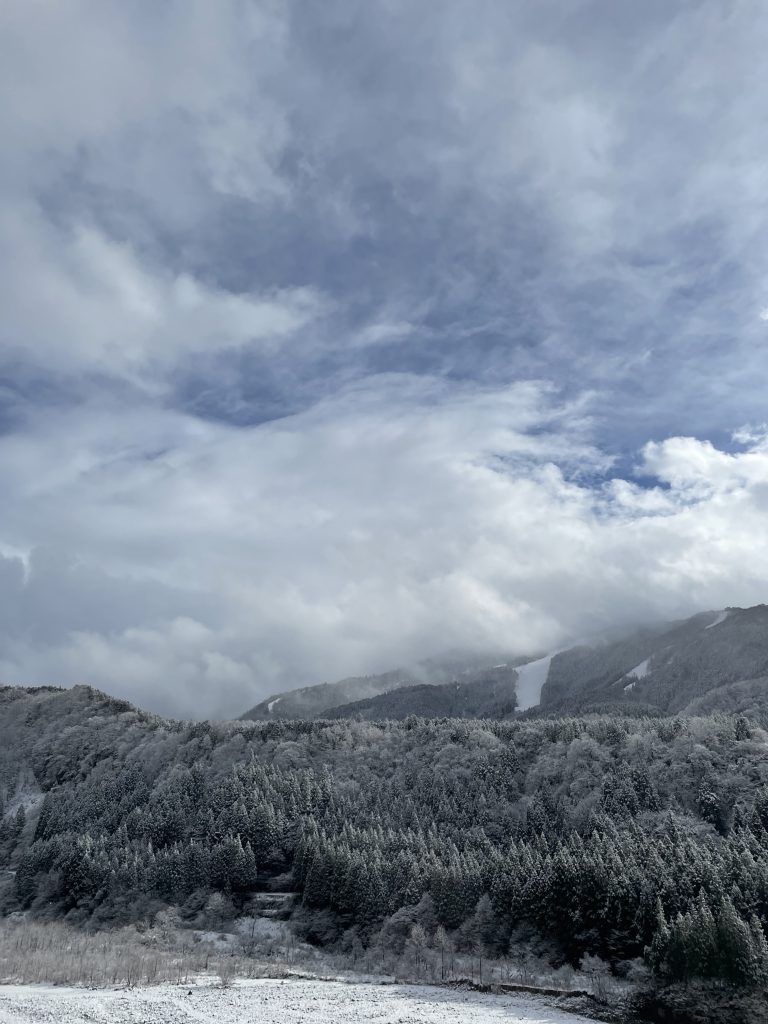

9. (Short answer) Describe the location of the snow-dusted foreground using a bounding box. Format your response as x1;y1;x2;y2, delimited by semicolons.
0;978;600;1023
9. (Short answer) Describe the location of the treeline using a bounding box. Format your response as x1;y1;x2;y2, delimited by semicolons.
14;758;307;920
2;688;768;992
292;761;768;988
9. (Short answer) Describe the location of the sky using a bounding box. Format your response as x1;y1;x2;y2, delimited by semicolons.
2;0;768;718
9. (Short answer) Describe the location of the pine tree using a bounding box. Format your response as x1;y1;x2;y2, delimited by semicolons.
717;897;758;986
645;901;671;977
687;890;717;979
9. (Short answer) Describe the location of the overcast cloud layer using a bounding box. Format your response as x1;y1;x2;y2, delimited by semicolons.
2;1;768;718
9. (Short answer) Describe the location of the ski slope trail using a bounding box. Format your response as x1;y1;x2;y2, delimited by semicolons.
515;654;556;711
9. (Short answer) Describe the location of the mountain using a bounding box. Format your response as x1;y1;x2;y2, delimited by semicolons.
239;606;768;722
3;674;768;1021
240;669;417;721
321;664;519;720
540;605;768;715
239;651;526;721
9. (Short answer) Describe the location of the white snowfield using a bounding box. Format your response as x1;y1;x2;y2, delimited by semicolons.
705;609;730;629
0;978;599;1024
625;658;650;680
515;655;555;711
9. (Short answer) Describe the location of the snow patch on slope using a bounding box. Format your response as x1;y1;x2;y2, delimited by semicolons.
621;657;651;692
515;655;554;711
626;658;650;680
705;610;730;629
267;697;281;713
2;775;44;819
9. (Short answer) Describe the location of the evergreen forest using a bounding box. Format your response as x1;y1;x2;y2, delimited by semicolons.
3;684;768;1011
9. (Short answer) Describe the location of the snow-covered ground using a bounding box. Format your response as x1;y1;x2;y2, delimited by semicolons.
0;978;600;1023
705;609;730;629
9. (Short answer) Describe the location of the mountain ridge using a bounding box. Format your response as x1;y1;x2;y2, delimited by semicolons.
238;605;768;722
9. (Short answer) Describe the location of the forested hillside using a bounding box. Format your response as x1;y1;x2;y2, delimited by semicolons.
322;665;519;720
2;682;768;1010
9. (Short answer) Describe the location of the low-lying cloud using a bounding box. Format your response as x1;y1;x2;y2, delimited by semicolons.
1;382;766;718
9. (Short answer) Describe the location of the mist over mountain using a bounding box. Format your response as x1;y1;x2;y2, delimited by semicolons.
240;652;527;722
543;606;768;715
239;606;768;724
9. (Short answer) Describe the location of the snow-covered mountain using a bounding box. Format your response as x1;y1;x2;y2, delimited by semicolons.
239;606;768;721
240;669;418;722
539;605;768;715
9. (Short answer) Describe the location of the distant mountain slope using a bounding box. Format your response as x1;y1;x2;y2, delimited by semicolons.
240;669;416;721
322;665;519;720
540;611;718;709
239;652;525;721
681;675;768;720
239;605;768;723
541;606;768;714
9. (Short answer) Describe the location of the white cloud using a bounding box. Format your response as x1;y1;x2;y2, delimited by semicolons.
0;1;319;387
640;435;768;496
0;206;322;384
0;1;288;193
0;383;767;718
3;2;768;718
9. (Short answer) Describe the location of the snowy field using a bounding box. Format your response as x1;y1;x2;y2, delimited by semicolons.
0;978;599;1023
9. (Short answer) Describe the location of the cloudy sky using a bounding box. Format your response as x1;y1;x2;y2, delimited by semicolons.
2;1;768;718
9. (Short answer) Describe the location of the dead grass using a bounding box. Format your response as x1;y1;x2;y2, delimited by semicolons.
0;918;289;988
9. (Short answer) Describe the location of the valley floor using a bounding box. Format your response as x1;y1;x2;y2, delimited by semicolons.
0;978;601;1024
